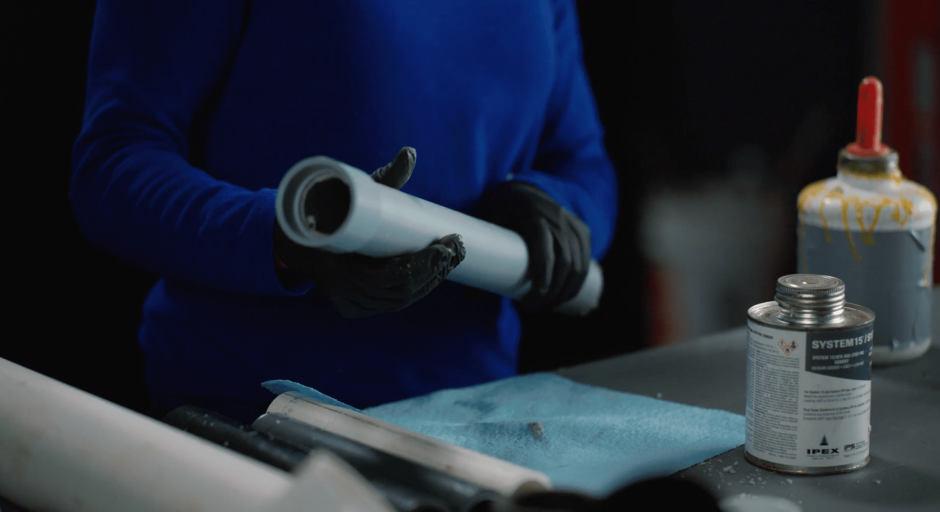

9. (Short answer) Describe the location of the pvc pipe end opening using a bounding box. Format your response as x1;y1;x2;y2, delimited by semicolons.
302;176;351;235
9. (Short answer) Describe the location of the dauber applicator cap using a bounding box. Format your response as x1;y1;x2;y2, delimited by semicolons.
845;76;891;157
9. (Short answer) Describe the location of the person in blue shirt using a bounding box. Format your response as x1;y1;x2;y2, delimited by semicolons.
71;0;619;424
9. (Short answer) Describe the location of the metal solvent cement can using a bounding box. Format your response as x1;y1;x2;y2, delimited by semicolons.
797;77;936;364
746;274;875;475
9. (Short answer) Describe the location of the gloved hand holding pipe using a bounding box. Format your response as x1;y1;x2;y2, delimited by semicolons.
274;148;466;319
275;147;602;317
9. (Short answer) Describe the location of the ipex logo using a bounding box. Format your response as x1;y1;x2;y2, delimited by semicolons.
806;448;839;455
807;435;839;455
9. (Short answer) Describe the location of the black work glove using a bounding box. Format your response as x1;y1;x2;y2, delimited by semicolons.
478;181;591;311
274;147;466;319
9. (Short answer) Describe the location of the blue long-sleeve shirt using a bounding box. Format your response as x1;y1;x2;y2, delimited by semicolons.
72;0;618;423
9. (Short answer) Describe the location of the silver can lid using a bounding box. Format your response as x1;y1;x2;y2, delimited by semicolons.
776;274;845;297
775;274;846;325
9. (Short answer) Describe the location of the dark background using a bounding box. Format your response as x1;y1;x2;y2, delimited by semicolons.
7;0;866;414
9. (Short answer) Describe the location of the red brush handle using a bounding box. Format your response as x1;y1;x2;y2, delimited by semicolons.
846;76;890;157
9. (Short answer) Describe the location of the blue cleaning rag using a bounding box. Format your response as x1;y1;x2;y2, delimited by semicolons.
263;373;744;496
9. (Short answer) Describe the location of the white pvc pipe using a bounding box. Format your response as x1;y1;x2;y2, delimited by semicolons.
0;357;392;512
276;156;603;315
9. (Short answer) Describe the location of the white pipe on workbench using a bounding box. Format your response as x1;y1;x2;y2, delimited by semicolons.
0;357;392;512
276;156;603;315
265;392;552;498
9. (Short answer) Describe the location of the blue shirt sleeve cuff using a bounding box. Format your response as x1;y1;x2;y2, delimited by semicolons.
252;188;315;297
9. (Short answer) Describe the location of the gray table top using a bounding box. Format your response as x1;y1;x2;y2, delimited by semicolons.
3;295;936;512
557;288;940;512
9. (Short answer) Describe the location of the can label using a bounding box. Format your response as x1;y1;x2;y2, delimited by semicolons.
745;321;872;468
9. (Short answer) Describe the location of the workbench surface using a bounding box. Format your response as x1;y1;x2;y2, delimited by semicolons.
3;292;937;512
557;288;940;512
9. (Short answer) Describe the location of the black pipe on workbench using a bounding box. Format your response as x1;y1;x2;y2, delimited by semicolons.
252;412;503;512
164;406;450;512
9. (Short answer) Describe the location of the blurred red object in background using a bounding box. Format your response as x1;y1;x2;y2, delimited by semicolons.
878;0;940;282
